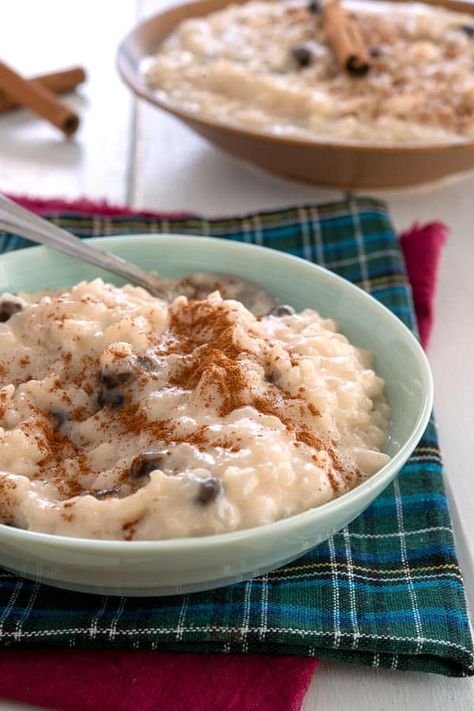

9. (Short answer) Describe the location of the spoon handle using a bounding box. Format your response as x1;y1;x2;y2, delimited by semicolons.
0;194;160;293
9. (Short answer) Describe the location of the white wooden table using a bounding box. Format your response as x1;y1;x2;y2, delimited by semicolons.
0;2;473;709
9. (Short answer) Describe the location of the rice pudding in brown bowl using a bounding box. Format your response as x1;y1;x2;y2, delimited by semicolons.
118;0;474;187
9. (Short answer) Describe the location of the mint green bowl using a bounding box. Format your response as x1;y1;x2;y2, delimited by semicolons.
0;235;433;596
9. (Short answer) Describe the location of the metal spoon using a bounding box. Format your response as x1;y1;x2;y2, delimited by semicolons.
0;195;277;316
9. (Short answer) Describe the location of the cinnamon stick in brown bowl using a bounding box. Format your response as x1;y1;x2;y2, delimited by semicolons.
0;67;86;114
0;60;80;135
322;0;371;76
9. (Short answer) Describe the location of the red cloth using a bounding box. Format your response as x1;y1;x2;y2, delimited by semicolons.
400;221;448;348
0;651;316;711
8;195;189;220
0;199;447;711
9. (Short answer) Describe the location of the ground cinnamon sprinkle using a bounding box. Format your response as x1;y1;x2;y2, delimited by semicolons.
0;290;361;517
98;297;354;493
0;390;8;420
114;297;353;493
0;278;395;542
15;405;87;498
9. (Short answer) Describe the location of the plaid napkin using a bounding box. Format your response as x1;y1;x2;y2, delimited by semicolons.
0;196;472;682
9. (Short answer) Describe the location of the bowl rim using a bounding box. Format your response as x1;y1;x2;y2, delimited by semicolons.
0;233;434;552
116;0;474;155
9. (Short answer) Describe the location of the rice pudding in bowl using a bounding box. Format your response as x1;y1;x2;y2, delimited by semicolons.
147;0;474;144
0;279;389;541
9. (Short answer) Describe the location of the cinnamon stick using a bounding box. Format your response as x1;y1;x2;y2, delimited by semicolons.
0;67;86;114
0;60;80;135
321;0;371;76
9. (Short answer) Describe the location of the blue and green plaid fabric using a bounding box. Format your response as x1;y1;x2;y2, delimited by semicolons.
0;197;473;677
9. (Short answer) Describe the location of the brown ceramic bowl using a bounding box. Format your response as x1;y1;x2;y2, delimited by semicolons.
117;0;474;189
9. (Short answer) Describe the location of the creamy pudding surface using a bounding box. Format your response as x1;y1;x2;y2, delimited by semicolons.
147;0;474;143
0;280;389;540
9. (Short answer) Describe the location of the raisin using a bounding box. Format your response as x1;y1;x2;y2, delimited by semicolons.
0;299;23;323
97;390;124;408
370;46;383;58
99;368;132;390
196;477;222;505
129;451;165;481
460;23;474;37
307;0;321;13
49;409;66;431
291;45;313;68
